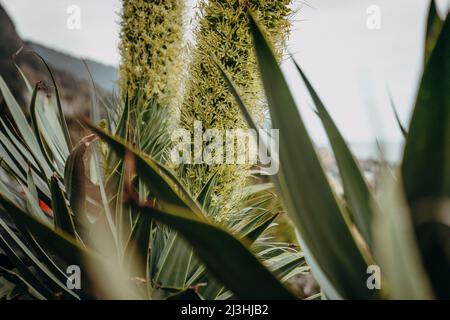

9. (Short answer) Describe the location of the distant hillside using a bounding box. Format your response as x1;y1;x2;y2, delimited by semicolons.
0;3;27;106
30;42;118;93
0;4;117;117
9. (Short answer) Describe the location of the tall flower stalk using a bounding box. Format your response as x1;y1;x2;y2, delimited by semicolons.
178;0;293;219
115;0;186;247
119;0;185;116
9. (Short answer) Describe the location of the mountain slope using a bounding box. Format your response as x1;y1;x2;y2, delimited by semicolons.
30;42;117;93
0;4;117;117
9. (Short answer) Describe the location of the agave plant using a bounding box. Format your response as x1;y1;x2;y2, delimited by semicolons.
0;51;303;299
113;0;303;300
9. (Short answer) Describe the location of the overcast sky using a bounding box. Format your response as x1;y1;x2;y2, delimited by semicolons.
1;0;449;151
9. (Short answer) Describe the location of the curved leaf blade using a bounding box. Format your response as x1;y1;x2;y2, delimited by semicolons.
134;201;297;300
49;175;77;238
425;0;444;64
123;210;152;280
293;59;375;250
248;13;372;299
85;122;205;218
402;14;450;299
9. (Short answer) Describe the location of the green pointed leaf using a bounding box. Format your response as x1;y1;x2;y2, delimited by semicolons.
123;210;152;280
86;122;204;218
264;251;306;283
0;231;51;299
114;165;133;248
49;174;77;238
293;59;375;250
115;92;130;140
0;125;50;198
154;233;194;291
82;59;101;125
133;201;296;300
90;141;119;251
0;139;26;183
26;166;38;202
387;88;408;138
64;135;96;219
216;62;259;131
12;49;33;94
3;204;74;293
0;119;41;177
425;0;444;64
403;12;450;203
32;53;72;150
402;14;450;299
248;13;372;299
373;171;433;299
0;76;40;156
29;83;56;172
244;213;279;243
21;183;51;225
38;98;70;164
0;191;113;297
0;209;79;299
0;77;52;179
196;171;217;209
0;168;23;208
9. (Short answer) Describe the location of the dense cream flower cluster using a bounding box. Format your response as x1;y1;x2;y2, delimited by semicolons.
178;0;292;218
118;0;292;219
119;0;185;114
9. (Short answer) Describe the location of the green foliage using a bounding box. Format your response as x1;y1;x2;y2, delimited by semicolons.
246;14;374;299
0;61;301;299
402;8;450;299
